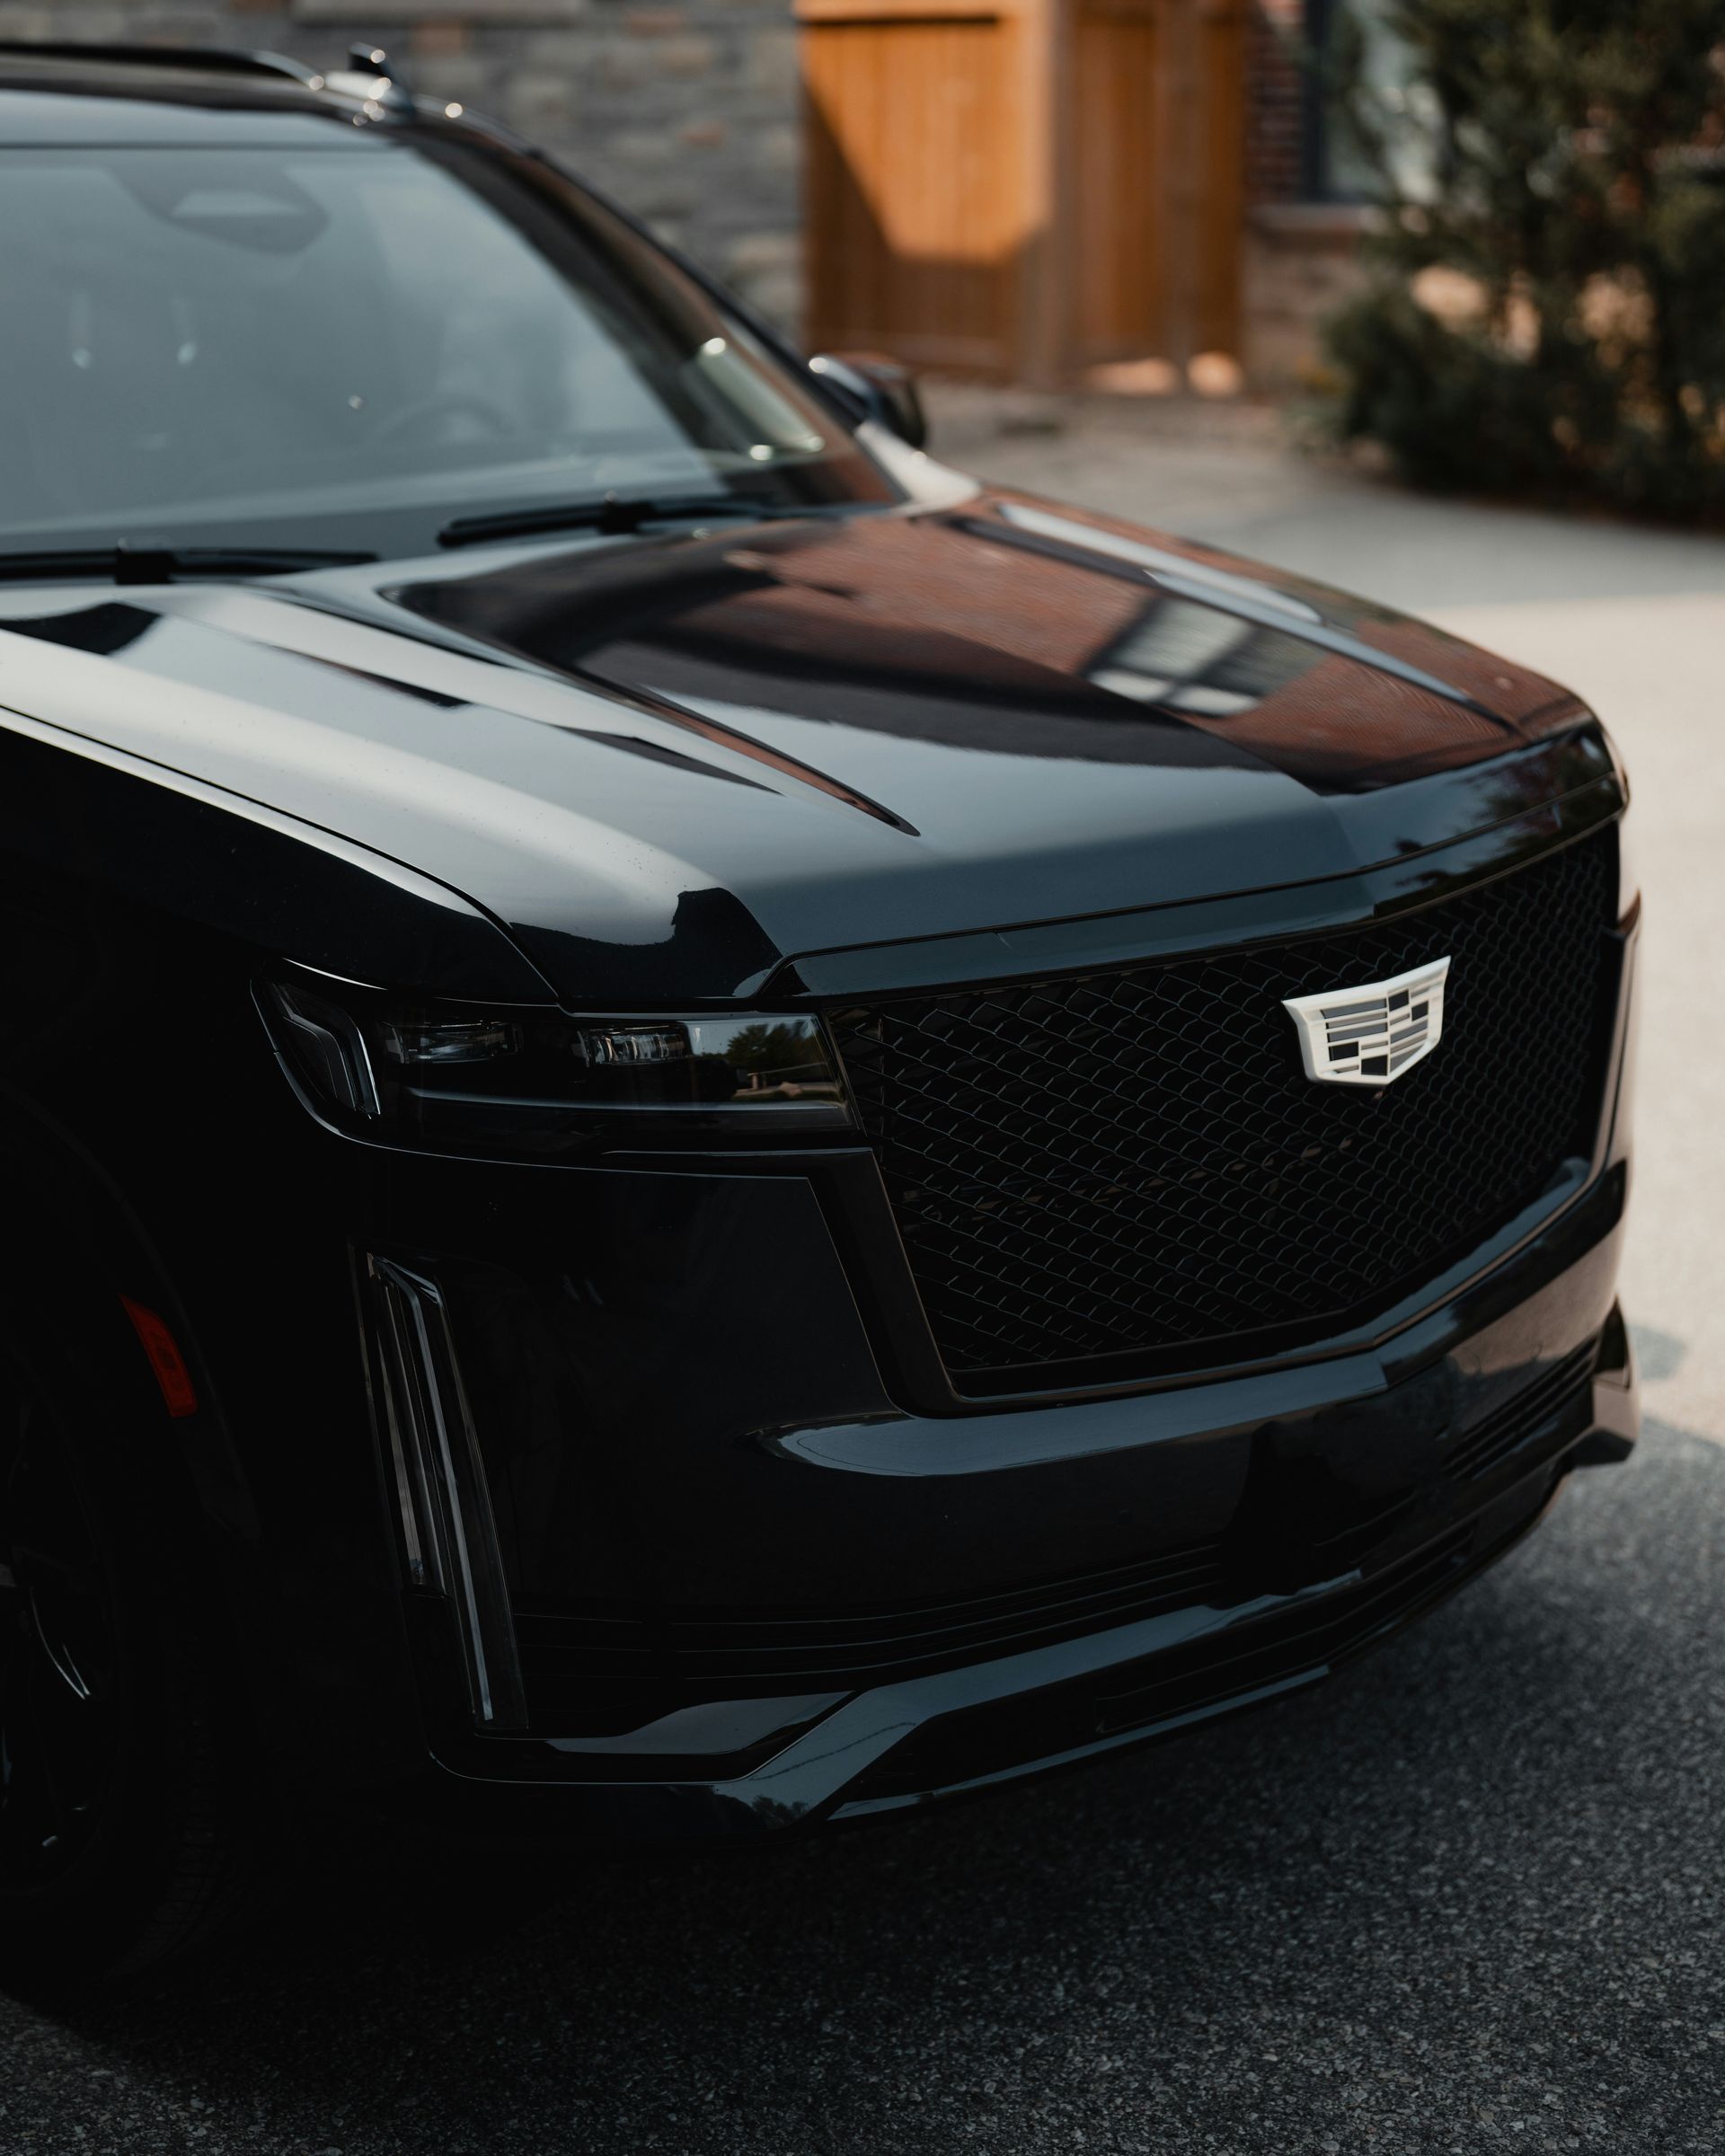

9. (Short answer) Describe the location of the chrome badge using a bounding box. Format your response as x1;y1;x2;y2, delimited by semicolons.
1283;957;1451;1087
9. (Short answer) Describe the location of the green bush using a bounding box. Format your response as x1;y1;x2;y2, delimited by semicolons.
1322;0;1725;519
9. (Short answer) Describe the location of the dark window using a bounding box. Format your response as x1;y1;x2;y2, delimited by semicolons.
1303;0;1420;204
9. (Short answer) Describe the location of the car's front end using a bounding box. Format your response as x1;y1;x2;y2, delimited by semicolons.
0;42;1638;1876
274;720;1635;1833
194;499;1634;1832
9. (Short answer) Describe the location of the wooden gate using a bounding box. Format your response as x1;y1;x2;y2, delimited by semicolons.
799;0;1245;385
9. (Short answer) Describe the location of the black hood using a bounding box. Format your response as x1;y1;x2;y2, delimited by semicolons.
0;491;1601;1004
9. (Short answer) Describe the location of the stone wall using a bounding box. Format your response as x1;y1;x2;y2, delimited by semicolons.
18;0;806;323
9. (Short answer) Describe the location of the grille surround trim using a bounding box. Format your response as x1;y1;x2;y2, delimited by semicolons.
828;832;1619;1392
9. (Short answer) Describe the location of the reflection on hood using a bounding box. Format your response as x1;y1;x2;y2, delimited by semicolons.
397;494;1578;794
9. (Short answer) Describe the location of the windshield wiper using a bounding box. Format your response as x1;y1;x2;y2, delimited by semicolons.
437;491;810;550
0;543;379;585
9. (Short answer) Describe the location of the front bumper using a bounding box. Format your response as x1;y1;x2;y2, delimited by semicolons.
377;1161;1634;1834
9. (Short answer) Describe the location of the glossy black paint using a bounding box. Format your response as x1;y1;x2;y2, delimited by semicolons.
0;47;1639;1836
0;501;1614;1009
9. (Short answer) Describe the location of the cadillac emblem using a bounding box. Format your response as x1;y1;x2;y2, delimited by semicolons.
1283;957;1452;1087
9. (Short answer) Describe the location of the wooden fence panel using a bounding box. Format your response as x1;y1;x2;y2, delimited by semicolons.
1071;0;1164;365
800;0;1243;384
801;2;1030;374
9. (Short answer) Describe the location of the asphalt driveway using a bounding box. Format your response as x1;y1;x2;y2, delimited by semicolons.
4;403;1721;2156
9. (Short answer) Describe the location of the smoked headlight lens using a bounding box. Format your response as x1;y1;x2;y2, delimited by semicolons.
261;977;852;1154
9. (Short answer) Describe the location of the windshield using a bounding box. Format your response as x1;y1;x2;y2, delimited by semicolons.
0;134;892;560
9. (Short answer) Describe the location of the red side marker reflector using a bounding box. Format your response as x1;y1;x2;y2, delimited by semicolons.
119;1295;199;1419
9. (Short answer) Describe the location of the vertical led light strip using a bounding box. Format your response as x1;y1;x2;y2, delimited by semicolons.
367;1255;528;1732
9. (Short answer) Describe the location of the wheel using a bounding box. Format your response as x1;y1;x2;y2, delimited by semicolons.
0;1299;261;1991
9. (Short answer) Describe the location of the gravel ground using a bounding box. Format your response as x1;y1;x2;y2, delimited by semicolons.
4;396;1722;2154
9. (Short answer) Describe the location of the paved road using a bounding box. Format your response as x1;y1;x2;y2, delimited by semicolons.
4;1431;1721;2155
4;407;1722;2155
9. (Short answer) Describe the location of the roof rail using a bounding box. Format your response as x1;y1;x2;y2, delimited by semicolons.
0;41;324;88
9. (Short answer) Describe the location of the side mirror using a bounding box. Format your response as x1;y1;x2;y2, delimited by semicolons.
809;351;928;451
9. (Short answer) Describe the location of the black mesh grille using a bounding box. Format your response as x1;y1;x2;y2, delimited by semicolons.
830;832;1616;1385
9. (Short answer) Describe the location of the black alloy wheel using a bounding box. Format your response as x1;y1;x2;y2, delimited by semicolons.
0;1369;119;1892
0;1293;261;1993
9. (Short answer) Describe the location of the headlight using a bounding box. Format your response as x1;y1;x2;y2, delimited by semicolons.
261;974;853;1156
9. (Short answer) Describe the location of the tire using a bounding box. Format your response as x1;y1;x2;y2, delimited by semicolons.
0;1285;262;1992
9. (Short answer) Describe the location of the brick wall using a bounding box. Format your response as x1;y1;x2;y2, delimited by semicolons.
1247;0;1305;206
1240;0;1370;388
17;0;806;323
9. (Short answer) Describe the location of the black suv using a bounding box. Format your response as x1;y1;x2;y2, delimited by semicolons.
0;40;1637;1983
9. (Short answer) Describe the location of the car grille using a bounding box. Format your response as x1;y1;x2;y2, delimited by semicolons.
828;831;1616;1388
